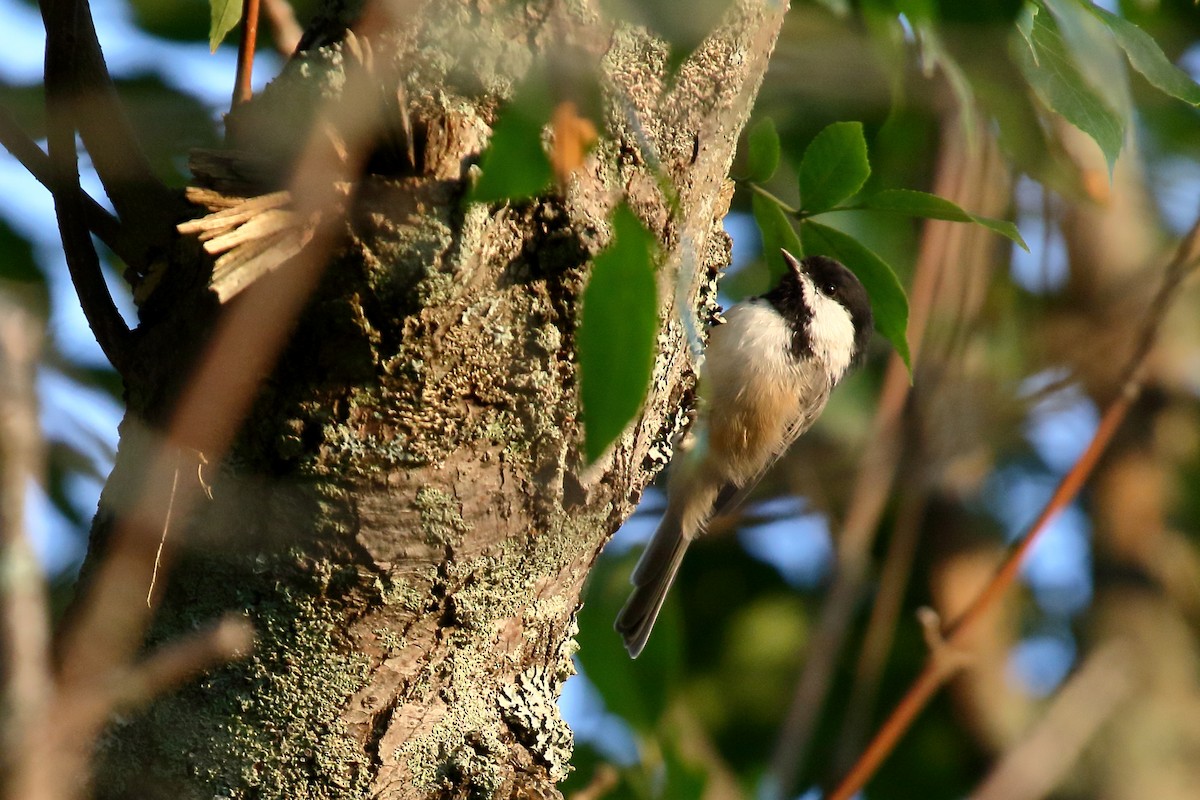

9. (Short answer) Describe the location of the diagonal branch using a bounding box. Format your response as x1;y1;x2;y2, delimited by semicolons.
828;209;1200;800
0;106;131;266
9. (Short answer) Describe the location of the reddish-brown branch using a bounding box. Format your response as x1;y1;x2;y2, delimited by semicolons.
828;211;1200;800
233;0;262;108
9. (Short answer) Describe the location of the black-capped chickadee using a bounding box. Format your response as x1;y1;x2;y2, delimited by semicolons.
615;250;873;657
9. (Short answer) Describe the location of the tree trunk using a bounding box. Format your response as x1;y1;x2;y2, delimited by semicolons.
86;1;786;797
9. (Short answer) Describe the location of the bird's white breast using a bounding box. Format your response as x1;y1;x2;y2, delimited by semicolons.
700;301;826;485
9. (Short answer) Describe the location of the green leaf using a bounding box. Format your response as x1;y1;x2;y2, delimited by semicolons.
751;191;804;283
800;221;911;371
661;740;708;800
470;78;555;203
209;0;242;52
863;189;1029;251
1013;5;1125;171
1087;4;1200;107
578;205;659;463
745;118;781;182
798;121;871;213
1042;0;1131;118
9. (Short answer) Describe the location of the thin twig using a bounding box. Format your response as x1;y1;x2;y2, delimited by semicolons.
233;0;262;108
834;124;1008;770
833;486;928;769
828;211;1200;800
146;458;180;607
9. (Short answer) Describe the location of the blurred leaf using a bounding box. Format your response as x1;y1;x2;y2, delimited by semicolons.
0;84;47;140
209;0;242;52
114;76;222;186
661;740;708;800
1014;5;1125;171
937;0;1024;25
1087;3;1200;106
745;118;781;182
862;189;1029;250
799;121;871;213
939;21;1081;195
899;11;978;147
800;221;911;371
126;0;210;43
751;192;804;284
598;0;732;73
470;77;555;203
579;205;659;464
1042;0;1132;118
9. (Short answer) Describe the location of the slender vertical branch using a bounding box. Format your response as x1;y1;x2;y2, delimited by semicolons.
0;303;53;800
42;0;133;374
834;125;1009;769
233;0;262;108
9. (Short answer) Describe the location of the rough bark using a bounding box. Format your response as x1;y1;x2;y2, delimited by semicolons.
85;1;787;798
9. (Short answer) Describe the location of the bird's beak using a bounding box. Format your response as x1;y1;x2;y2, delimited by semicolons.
780;248;806;279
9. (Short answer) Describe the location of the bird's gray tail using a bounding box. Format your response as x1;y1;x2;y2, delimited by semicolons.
614;506;691;658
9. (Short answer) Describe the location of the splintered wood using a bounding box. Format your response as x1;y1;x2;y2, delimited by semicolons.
178;188;320;303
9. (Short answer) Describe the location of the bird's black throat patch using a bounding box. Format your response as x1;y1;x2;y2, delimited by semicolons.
762;272;814;360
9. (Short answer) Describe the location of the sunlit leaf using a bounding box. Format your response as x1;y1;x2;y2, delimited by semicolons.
579;204;659;463
208;0;242;52
745;117;781;183
751;192;804;283
470;77;555;203
862;189;1028;251
1013;5;1125;171
800;221;911;371
1087;3;1200;107
798;121;871;213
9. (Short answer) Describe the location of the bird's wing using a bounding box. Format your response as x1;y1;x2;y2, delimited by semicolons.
709;372;831;520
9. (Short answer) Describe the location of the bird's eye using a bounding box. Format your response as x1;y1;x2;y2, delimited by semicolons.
822;282;838;296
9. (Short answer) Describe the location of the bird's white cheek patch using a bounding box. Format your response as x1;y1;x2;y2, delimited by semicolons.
805;290;856;384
